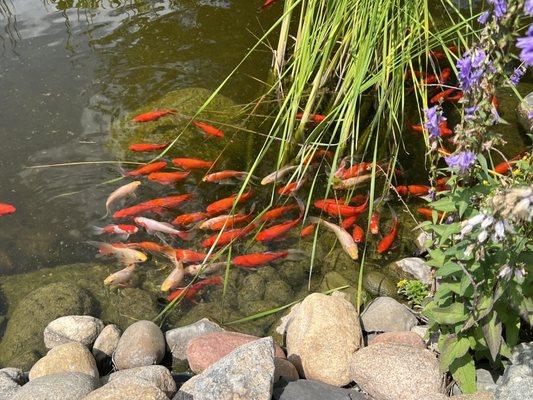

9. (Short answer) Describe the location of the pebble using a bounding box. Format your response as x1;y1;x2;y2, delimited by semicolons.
83;378;169;400
28;342;99;381
273;379;370;400
92;324;121;364
187;331;285;373
43;315;104;349
283;292;362;386
392;258;432;284
11;372;97;400
361;296;418;332
176;337;276;400
108;365;177;398
368;331;426;349
273;358;299;383
165;318;223;361
350;342;443;400
113;320;165;370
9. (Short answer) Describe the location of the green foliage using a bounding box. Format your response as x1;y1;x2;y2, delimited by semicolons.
396;279;430;309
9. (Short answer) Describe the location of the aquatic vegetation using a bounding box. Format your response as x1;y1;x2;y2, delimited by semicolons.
396;279;430;309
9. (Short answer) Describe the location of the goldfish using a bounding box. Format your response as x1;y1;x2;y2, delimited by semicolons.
199;209;254;231
261;204;299;221
261;165;297;185
185;262;226;276
256;218;301;242
0;203;16;216
148;171;190;185
89;241;147;265
430;88;460;104
161;262;186;292
192;121;224;137
437;67;451;84
134;217;192;240
396;184;431;196
206;190;252;214
295;112;326;123
166;276;223;302
103;181;141;218
173;212;209;227
129;143;169;152
300;224;316;237
429;46;457;60
201;225;255;248
337;162;374;180
174;248;211;263
315;196;368;217
232;251;290;268
123;241;165;254
261;0;282;11
172;158;214;170
377;211;399;254
132;109;176;122
332;174;372;190
113;194;192;219
410;121;453;137
277;179;305;195
302;149;334;165
493;160;518;174
104;265;136;287
309;217;358;260
370;212;379;235
202;170;248;183
126;161;168;176
112;204;156;219
417;208;444;221
352;225;365;243
91;224;138;240
341;216;359;230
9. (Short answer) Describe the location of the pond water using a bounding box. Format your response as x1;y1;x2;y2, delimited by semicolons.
0;0;530;369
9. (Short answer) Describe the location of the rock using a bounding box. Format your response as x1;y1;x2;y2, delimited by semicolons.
0;282;96;370
368;331;426;349
361;296;418;332
187;331;285;373
113;320;165;370
350;342;443;400
518;91;533;132
11;372;97;400
453;393;494;400
84;378;169;400
411;325;439;351
108;365;177;398
274;358;299;383
175;337;275;400
283;292;363;387
0;368;23;400
165;318;223;361
92;324;121;365
473;369;500;393
414;231;432;252
44;315;104;349
29;342;99;381
319;271;367;307
391;258;432;285
363;271;397;297
495;342;533;400
273;379;370;400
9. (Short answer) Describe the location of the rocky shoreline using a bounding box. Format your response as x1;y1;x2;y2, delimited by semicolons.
1;290;530;400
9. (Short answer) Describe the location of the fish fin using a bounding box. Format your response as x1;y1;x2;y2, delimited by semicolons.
89;226;104;235
100;208;110;220
87;240;105;248
117;165;128;177
160;221;177;229
176;229;195;241
155;232;168;242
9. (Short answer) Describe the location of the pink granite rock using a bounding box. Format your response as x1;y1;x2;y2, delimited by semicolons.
369;331;426;349
186;332;285;373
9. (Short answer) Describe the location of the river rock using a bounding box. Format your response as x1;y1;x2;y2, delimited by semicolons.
28;342;99;381
495;342;533;400
11;372;97;400
453;393;494;400
113;320;165;370
518;91;533;132
92;324;121;364
361;296;418;332
108;365;176;398
166;318;223;361
283;292;362;387
273;379;370;400
175;337;276;400
414;231;432;252
187;331;285;373
391;258;432;284
0;368;23;400
274;358;299;383
368;331;426;349
363;271;397;297
84;378;168;400
44;315;104;349
350;342;443;400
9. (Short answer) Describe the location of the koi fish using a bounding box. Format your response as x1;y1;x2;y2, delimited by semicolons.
113;194;192;219
256;218;301;242
206;190;252;214
103;181;141;218
437;67;451;84
172;158;214;170
91;224;138;240
261;0;282;11
377;210;399;254
201;225;255;248
430;88;460;104
315;196;368;217
302;149;334;165
410;121;453;137
338;162;374;180
199;210;253;231
277;179;305;195
370;212;379;235
192;121;224;137
352;225;365;243
341;216;359;230
295;112;326;123
232;251;290;268
396;184;431;196
132;109;176;122
300;224;316;237
88;241;147;264
0;203;16;216
129;143;169;152
261;204;299;221
161;262;186;292
261;165;297;185
417;208;444;221
134;217;192;240
493;160;518;174
147;171;190;185
172;212;209;227
123;241;165;254
174;248;211;263
332;174;372;190
309;217;358;260
104;265;136;287
202;170;248;183
126;161;168;176
166;276;223;302
184;262;226;276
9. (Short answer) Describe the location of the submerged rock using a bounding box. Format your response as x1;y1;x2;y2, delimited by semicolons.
363;271;397;298
361;296;418;332
113;320;165;370
43;315;104;349
10;372;97;400
166;318;224;361
92;324;121;365
273;379;370;400
108;365;177;398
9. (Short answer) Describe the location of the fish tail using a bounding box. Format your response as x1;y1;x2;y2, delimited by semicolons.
89;226;105;235
100;209;109;220
177;228;196;241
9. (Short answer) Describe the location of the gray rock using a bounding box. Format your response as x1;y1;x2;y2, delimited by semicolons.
414;231;432;252
44;315;104;349
273;379;370;400
165;318;223;361
174;337;275;400
476;369;500;393
495;342;533;400
29;342;99;381
113;320;165;370
83;378;169;400
410;325;438;351
361;296;418;332
11;372;97;400
0;368;23;400
108;365;176;398
518;92;533;132
93;324;121;364
392;258;432;284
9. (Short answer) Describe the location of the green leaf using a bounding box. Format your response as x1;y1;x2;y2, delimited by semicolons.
430;197;456;213
439;334;471;372
450;353;477;394
481;311;502;362
427;249;445;268
424;302;468;325
459;274;473;296
435;261;463;277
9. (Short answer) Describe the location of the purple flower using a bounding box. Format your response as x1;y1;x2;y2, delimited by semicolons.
423;106;446;139
445;151;476;172
478;11;489;25
509;67;524;85
526;0;533;15
516;25;533;66
528;111;533;120
489;0;507;19
457;49;487;92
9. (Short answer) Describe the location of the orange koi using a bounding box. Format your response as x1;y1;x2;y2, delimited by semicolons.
300;224;316;237
493;160;518;174
126;161;167;176
377;213;399;254
315;196;369;218
277;179;305;195
141;194;193;209
172;158;214;170
492;96;499;109
206;190;253;215
0;203;16;216
370;212;379;235
172;212;209;227
430;88;458;104
201;225;255;248
192;121;224;137
417;208;444;221
232;251;289;268
437;67;451;84
337;162;374;180
123;242;165;253
202;170;247;183
396;184;431;196
129;143;169;152
261;204;299;221
113;204;155;219
341;216;359;230
302;149;334;165
296;112;326;123
147;171;190;185
167;276;223;302
200;209;254;231
256;218;301;242
410;121;453;137
352;224;365;243
132;109;176;123
174;248;211;263
91;225;138;239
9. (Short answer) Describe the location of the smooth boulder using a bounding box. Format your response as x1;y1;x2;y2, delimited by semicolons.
113;320;165;370
166;318;223;361
108;365;176;398
350;342;443;400
361;296;418;332
175;337;276;400
391;258;432;284
273;379;370;400
368;331;426;349
83;378;168;400
92;324;121;364
283;292;362;386
44;315;104;349
11;372;97;400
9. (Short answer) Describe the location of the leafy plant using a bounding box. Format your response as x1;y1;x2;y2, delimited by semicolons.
397;279;430;308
